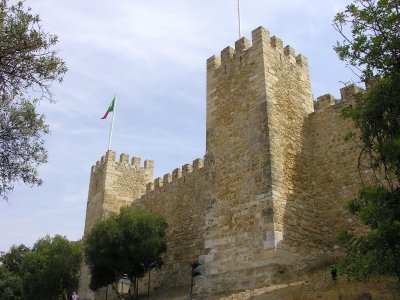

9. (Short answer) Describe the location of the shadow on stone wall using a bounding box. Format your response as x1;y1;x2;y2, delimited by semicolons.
281;101;367;271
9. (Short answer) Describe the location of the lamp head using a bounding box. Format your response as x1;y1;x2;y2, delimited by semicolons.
117;274;131;294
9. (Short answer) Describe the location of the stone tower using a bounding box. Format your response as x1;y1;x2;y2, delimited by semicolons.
78;150;153;299
200;26;314;292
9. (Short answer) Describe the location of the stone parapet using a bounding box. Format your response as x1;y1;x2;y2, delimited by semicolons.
207;27;308;75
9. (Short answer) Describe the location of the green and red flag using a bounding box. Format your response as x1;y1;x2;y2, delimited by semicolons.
101;96;115;119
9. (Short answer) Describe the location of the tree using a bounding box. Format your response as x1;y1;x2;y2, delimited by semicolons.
0;267;23;300
0;244;30;274
0;237;81;300
20;235;82;300
337;186;400;280
84;207;168;293
333;0;400;79
333;0;400;280
0;0;67;200
0;244;29;300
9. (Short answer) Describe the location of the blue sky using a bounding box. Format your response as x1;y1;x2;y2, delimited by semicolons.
0;0;355;251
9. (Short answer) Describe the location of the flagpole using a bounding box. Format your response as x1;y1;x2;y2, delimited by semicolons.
237;0;241;39
108;94;117;150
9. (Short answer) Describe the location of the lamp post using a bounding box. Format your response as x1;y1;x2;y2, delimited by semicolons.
117;274;131;300
147;261;158;300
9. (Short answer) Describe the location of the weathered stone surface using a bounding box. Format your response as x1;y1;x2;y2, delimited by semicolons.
78;27;368;300
78;151;153;300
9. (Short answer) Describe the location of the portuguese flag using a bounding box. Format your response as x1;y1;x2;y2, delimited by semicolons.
101;97;115;119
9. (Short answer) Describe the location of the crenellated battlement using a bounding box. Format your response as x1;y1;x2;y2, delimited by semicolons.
340;84;362;101
315;84;362;111
81;26;370;299
207;27;308;73
145;157;205;193
91;150;154;175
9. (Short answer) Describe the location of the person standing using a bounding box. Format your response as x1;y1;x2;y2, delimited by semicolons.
72;292;79;300
330;265;338;284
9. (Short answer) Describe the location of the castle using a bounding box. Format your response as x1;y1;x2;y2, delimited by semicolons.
78;27;366;299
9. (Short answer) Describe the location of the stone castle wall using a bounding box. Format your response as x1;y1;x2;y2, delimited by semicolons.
79;151;153;300
83;151;153;234
79;27;368;299
310;84;369;249
133;158;211;294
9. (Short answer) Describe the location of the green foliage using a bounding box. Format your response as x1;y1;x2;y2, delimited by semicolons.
0;98;49;200
335;0;400;185
84;207;168;291
334;0;400;282
20;235;82;300
337;186;400;280
0;244;29;274
0;236;82;300
0;244;29;299
344;75;400;183
0;0;67;200
333;0;400;79
0;266;23;300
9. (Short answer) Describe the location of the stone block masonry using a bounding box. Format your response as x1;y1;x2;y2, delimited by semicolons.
202;26;313;294
79;151;153;300
79;27;369;300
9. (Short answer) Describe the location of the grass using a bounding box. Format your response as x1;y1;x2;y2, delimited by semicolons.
275;272;398;300
218;269;399;300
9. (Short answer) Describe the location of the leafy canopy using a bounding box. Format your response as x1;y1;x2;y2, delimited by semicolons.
0;0;67;200
0;236;82;300
84;207;168;291
0;267;23;300
0;244;29;275
333;0;400;79
333;0;400;281
0;244;28;300
341;75;400;186
20;235;82;300
337;186;400;280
